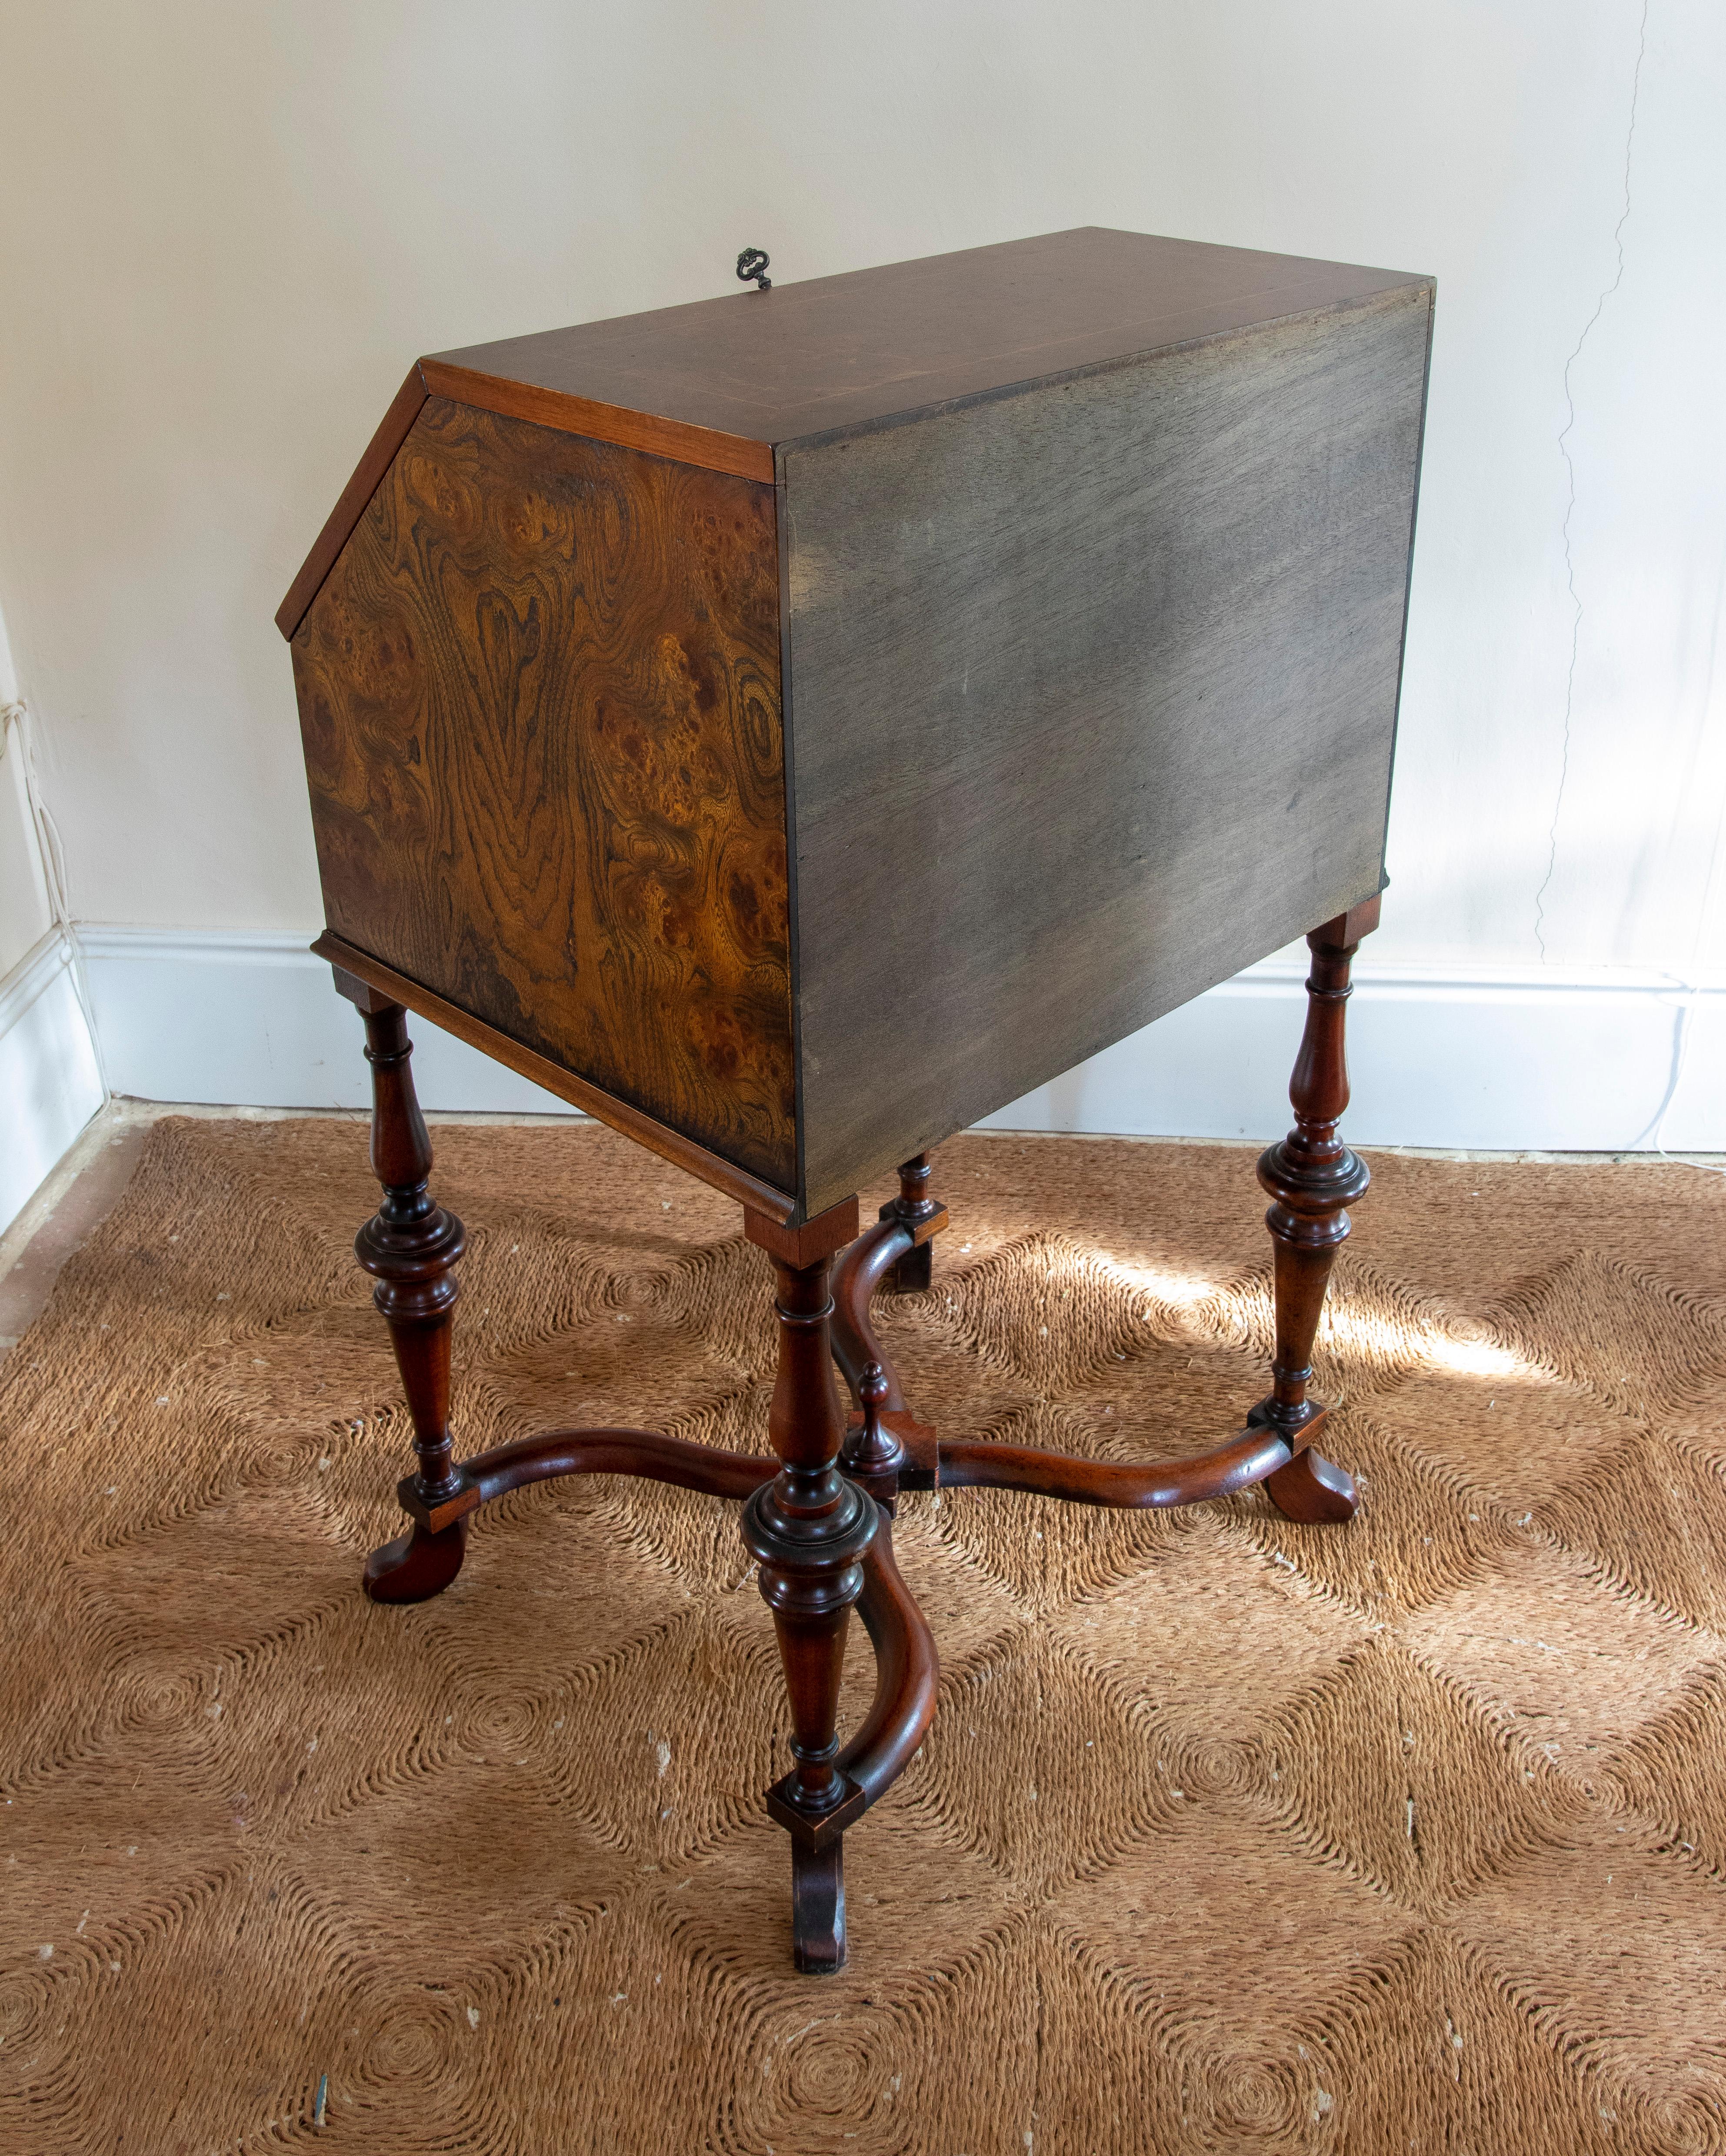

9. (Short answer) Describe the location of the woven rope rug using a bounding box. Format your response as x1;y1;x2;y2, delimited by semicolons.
3;1118;1725;2155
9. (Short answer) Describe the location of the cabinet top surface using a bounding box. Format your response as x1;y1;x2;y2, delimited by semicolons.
428;226;1429;452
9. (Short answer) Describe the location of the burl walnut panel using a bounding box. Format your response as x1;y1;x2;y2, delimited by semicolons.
292;399;795;1189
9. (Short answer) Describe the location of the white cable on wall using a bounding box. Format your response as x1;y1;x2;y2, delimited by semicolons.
1;695;110;1104
1645;779;1726;1176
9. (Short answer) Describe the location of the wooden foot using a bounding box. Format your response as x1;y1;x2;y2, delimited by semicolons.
880;1152;944;1294
1265;1447;1358;1523
790;1840;846;1974
334;968;470;1602
1253;899;1376;1503
363;1518;470;1602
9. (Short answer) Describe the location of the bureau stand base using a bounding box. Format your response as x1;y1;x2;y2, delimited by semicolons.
338;899;1376;1974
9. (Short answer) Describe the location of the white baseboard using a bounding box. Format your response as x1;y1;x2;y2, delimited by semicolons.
976;960;1724;1153
0;931;106;1235
79;928;574;1118
77;926;1725;1155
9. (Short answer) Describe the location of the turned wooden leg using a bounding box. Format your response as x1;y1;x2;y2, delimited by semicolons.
739;1202;877;1974
1253;898;1378;1525
880;1152;940;1293
331;969;471;1602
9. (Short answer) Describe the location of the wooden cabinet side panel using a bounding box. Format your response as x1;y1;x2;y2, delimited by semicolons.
292;400;796;1188
785;287;1432;1216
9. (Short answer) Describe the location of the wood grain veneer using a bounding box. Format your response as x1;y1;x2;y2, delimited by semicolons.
276;366;428;640
281;227;1434;1222
423;227;1428;467
313;931;797;1222
783;283;1432;1213
417;359;775;483
292;398;795;1191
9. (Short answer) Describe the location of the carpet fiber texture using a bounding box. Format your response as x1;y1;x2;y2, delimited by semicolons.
3;1117;1726;2155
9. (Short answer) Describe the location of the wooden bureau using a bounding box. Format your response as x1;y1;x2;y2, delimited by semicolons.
284;226;1430;1223
280;227;1432;1973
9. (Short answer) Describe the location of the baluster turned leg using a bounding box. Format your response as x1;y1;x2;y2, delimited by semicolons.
331;970;471;1602
1253;898;1379;1524
881;1151;940;1293
739;1202;878;1973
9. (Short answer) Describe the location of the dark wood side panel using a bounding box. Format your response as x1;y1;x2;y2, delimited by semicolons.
293;399;796;1190
276;366;429;640
312;932;797;1222
784;286;1433;1216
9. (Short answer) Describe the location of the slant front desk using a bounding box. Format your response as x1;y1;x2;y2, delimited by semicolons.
280;227;1433;1973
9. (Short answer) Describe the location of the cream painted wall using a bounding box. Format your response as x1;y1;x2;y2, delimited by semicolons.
0;3;1722;1100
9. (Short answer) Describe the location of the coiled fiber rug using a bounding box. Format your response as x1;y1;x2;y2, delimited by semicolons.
2;1117;1725;2155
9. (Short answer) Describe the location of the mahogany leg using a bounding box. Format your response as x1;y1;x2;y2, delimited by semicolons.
739;1206;878;1974
881;1151;940;1293
1254;898;1378;1525
331;969;471;1602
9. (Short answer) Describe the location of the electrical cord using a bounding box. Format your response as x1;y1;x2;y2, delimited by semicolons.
1;696;110;1104
1644;784;1726;1176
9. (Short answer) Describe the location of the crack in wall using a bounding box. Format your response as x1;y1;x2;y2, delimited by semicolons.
1533;0;1651;962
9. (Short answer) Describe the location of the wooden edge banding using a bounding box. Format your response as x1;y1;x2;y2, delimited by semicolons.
276;366;430;641
312;931;799;1224
418;358;777;482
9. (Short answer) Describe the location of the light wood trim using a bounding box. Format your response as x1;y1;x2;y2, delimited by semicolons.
276;366;430;641
418;359;777;481
312;932;799;1224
